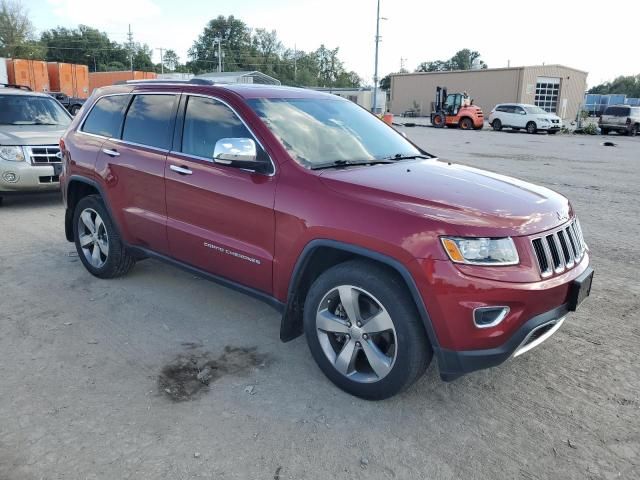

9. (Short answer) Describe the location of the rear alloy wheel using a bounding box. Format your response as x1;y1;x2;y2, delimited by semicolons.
432;113;446;128
304;260;432;400
526;121;537;134
73;195;135;278
459;117;473;130
492;119;503;131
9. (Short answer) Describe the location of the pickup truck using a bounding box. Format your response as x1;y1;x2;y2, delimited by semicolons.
48;92;85;116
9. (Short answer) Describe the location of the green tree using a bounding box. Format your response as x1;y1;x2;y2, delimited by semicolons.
162;49;180;71
588;75;640;98
0;0;44;58
187;15;252;73
416;49;487;72
40;25;128;71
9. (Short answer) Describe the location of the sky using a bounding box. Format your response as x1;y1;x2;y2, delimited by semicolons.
25;0;640;87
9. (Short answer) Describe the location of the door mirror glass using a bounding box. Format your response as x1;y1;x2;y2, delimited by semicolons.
213;137;267;172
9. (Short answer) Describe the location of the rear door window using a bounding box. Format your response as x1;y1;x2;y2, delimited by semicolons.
122;94;177;150
82;95;129;138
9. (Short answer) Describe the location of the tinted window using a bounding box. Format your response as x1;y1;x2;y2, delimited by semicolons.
181;96;253;159
513;106;525;114
604;106;630;116
497;105;514;113
122;94;176;149
82;95;129;137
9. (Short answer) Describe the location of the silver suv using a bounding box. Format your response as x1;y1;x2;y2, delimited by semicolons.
0;85;71;204
599;105;640;136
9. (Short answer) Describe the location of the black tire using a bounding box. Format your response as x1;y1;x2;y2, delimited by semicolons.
432;113;446;128
526;121;537;134
491;119;502;131
459;117;473;130
629;124;638;137
70;104;81;116
73;195;135;279
303;260;432;400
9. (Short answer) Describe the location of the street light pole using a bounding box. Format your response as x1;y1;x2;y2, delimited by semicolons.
372;0;381;113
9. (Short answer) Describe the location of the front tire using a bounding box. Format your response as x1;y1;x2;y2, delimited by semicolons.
303;260;432;400
73;195;135;279
526;121;537;134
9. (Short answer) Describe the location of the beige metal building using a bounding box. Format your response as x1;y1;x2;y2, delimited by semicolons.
389;65;588;121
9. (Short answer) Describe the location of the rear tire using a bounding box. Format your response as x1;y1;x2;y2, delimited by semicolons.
303;260;432;400
629;124;638;137
526;121;537;134
73;195;135;279
492;119;503;131
459;117;473;130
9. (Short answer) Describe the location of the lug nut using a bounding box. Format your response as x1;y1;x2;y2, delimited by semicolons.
345;334;350;340
355;341;361;347
357;321;362;327
347;322;352;327
362;333;368;340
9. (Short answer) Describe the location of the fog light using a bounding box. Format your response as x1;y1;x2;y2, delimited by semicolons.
473;306;510;328
2;171;18;183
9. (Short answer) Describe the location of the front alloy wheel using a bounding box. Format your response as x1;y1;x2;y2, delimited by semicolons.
303;260;432;400
316;285;397;383
77;208;109;269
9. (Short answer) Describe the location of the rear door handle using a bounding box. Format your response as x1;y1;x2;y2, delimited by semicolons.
170;165;193;175
102;148;120;157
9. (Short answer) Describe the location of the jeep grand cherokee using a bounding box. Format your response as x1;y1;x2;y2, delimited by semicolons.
60;79;593;399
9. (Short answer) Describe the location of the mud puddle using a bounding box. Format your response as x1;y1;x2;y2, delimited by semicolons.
158;346;269;402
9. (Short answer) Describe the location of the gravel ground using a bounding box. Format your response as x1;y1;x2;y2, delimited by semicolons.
1;128;638;479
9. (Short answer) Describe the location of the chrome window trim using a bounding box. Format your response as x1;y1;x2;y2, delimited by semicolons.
180;93;276;177
111;138;170;154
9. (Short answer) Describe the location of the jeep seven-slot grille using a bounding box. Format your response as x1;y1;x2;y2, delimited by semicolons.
26;146;61;165
531;219;586;278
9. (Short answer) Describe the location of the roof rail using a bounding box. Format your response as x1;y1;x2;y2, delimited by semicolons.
113;78;216;86
0;83;33;91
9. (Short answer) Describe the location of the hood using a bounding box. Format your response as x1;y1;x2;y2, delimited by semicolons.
319;159;572;237
0;125;67;146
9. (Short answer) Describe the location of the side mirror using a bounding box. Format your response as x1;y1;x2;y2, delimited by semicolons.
520;111;527;115
213;138;268;173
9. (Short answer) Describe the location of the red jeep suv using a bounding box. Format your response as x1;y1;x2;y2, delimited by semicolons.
60;79;593;399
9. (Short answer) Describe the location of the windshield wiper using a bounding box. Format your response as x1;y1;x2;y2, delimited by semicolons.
381;153;431;161
310;159;396;170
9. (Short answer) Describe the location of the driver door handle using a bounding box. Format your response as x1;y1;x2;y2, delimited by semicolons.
170;165;193;175
102;148;120;157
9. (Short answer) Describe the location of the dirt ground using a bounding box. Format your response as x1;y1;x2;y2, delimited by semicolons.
1;128;638;479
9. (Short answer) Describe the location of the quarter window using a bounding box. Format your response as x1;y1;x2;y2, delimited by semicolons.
122;94;177;150
181;96;254;160
82;95;129;138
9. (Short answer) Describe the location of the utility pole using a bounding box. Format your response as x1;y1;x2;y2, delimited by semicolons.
156;48;164;74
400;57;406;72
214;38;222;73
372;0;381;113
127;24;134;71
294;44;297;82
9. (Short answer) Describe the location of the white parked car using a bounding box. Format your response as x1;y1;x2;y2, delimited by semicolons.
489;103;562;134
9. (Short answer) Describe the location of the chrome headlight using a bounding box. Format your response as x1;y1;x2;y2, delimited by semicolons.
0;146;25;162
441;237;519;265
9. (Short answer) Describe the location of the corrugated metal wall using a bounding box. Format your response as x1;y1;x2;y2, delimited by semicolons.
519;66;588;120
390;65;588;121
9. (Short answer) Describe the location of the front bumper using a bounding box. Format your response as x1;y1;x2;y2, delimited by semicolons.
436;266;593;380
0;159;61;193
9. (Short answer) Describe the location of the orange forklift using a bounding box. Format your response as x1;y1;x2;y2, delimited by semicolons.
430;86;484;130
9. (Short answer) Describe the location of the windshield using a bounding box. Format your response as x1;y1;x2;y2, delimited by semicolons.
247;98;422;168
0;95;71;126
524;106;549;115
